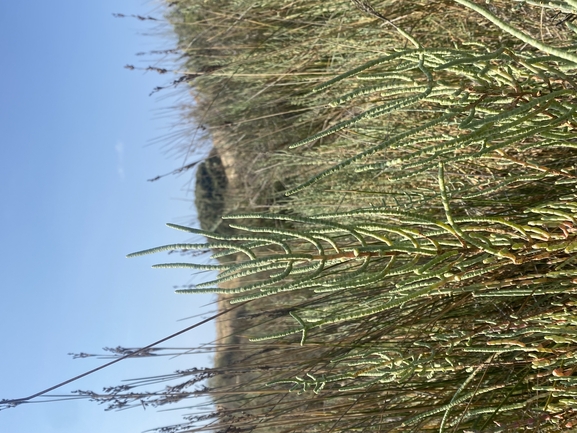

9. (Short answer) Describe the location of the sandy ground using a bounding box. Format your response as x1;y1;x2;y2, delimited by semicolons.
210;133;246;367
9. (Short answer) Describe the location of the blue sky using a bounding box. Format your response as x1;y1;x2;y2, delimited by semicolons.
0;1;217;432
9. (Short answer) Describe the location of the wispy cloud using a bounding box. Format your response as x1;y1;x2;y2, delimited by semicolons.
115;141;125;180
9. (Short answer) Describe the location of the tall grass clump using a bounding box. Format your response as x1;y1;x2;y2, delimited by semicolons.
51;1;577;432
130;161;577;430
164;0;576;215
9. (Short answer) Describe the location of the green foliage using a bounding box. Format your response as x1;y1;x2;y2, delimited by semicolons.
89;1;577;432
194;149;228;233
132;154;577;430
